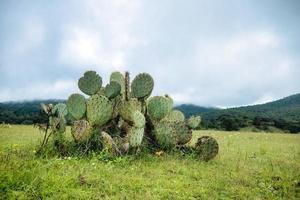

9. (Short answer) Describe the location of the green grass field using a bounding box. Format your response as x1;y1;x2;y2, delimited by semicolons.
0;125;299;199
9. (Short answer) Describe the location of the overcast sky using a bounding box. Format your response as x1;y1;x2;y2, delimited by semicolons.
0;0;299;107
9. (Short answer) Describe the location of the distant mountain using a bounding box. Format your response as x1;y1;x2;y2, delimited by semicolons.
0;100;64;124
174;104;220;117
176;93;300;119
228;93;300;120
176;93;300;133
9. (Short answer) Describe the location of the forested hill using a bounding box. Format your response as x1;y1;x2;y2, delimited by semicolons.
174;104;220;117
0;100;64;124
227;93;300;120
175;93;300;133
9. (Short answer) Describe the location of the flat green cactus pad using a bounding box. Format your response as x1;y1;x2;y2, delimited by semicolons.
187;116;201;129
131;73;154;99
110;71;125;94
78;71;102;95
119;98;142;122
86;94;113;126
153;121;192;149
147;96;172;121
128;127;144;147
164;95;174;111
67;93;86;120
104;81;121;99
153;121;177;150
53;103;68;118
131;110;145;128
172;122;192;145
163;110;185;122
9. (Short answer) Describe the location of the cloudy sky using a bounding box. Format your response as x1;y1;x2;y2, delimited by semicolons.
0;0;299;107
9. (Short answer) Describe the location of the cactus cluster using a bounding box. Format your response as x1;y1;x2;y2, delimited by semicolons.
40;70;219;161
194;136;219;161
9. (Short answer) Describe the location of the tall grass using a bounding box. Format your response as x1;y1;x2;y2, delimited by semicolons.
0;126;299;199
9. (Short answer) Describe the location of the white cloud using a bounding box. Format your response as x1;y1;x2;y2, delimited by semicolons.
0;80;77;101
185;30;299;106
58;0;144;73
8;17;45;56
253;93;276;105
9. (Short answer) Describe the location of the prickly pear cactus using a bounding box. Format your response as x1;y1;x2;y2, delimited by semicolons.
67;94;86;120
187;116;201;129
128;127;144;147
131;73;154;99
163;110;185;122
119;98;142;122
86;94;113;127
164;95;174;111
78;71;102;95
131;110;146;128
194;136;219;161
153;121;177;150
71;120;91;141
53;103;68;118
147;96;172;121
104;81;121;99
110;71;125;94
39;70;218;161
172;122;192;145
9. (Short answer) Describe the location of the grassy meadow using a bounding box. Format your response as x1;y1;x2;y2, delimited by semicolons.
0;125;299;199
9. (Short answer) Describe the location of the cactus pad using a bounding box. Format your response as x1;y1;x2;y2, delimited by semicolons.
187;116;201;129
131;73;154;98
131;110;145;128
78;71;102;95
195;136;219;161
153;121;191;148
165;95;174;110
86;94;113;126
111;95;123;118
163;110;185;122
119;98;142;122
128;127;144;147
110;71;125;94
153;121;177;149
147;96;172;121
53;103;68;118
104;81;121;99
172;122;192;145
67;93;86;120
71;120;91;141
